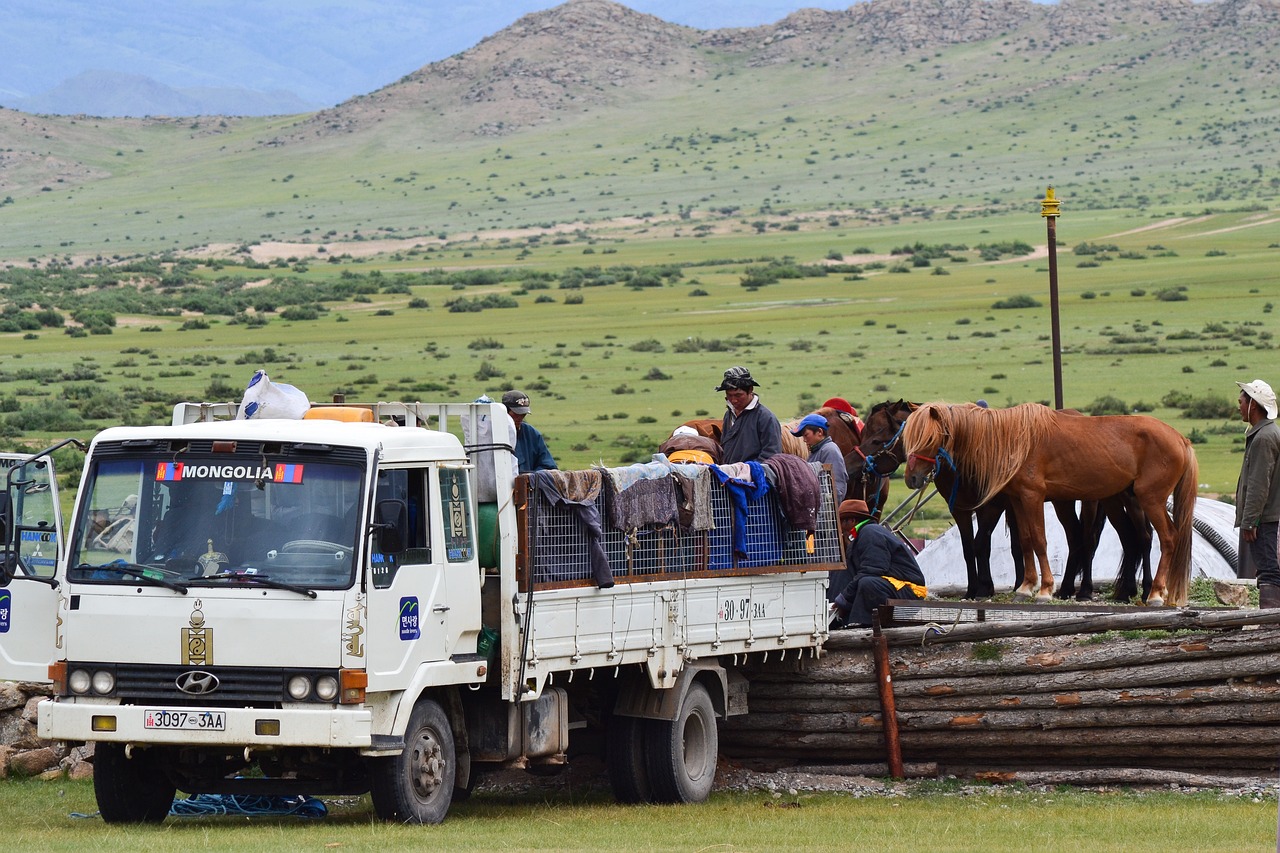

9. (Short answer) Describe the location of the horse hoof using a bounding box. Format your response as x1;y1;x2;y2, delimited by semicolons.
1013;589;1034;601
1035;593;1053;604
1147;596;1164;608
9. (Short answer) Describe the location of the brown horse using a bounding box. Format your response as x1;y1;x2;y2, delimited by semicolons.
901;402;1197;606
861;401;1152;601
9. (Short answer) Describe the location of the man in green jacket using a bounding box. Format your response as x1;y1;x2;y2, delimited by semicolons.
1235;379;1280;607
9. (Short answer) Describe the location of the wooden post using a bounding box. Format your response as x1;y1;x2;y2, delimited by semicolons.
872;608;904;779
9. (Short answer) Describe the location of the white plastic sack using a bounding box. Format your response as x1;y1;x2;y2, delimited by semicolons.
236;370;310;420
463;396;518;502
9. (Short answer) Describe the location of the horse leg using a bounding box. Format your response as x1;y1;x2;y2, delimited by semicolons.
1010;496;1054;601
973;503;1002;599
1136;492;1176;607
1076;500;1103;601
953;509;980;599
1052;500;1089;601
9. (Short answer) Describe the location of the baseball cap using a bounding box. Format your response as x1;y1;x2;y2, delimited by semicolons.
790;413;830;436
501;390;531;414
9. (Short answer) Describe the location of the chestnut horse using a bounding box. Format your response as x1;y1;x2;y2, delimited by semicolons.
862;401;1152;601
902;402;1196;606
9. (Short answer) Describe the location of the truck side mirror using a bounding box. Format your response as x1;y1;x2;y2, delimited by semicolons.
374;498;408;555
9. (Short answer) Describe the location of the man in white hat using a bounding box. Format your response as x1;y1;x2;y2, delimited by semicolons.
1235;379;1280;606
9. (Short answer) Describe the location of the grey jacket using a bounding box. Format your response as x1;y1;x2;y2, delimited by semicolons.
806;436;848;503
721;398;782;464
1236;418;1280;528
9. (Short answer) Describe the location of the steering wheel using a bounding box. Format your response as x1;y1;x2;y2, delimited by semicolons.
281;540;352;558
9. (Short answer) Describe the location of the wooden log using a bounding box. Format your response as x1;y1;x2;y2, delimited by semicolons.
747;680;1280;713
947;767;1278;787
824;608;1280;650
776;651;1280;699
769;627;1280;684
724;724;1280;749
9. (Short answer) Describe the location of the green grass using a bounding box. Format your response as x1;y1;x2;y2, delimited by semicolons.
1;779;1275;852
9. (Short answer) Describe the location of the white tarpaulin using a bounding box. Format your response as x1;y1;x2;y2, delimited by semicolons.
915;497;1240;595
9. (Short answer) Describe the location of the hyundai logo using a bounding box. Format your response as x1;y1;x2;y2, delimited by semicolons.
176;670;220;695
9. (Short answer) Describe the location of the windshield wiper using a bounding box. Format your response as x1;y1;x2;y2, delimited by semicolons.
76;562;189;595
189;572;317;599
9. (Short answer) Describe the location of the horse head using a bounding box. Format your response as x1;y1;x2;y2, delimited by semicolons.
901;402;951;490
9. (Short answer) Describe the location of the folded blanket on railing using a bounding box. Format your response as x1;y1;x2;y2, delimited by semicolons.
530;470;613;588
764;453;822;533
670;462;714;531
604;473;678;531
710;461;770;558
604;455;676;492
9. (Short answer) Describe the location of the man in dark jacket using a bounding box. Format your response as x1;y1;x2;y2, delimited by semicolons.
503;389;557;474
716;366;782;464
831;499;927;628
1235;379;1280;606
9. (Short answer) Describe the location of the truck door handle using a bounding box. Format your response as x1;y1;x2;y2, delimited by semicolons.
432;605;450;613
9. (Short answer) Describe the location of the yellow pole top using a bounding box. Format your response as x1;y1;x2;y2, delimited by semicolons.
1040;186;1061;218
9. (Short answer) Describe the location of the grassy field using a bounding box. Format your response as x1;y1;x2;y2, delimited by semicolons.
1;205;1275;509
1;778;1276;852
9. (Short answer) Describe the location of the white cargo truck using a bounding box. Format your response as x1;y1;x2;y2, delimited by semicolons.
0;401;839;823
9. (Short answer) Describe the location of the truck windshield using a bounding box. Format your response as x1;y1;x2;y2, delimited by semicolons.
68;454;364;590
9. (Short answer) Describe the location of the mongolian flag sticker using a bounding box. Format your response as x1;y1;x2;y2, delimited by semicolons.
154;462;304;483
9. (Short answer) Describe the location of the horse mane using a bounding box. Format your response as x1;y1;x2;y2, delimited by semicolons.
902;402;1056;505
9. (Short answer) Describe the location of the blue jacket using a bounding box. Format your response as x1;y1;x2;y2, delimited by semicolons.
515;422;557;473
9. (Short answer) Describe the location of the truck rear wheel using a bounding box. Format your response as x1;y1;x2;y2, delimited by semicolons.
606;713;652;804
645;681;718;804
93;742;175;824
369;699;456;824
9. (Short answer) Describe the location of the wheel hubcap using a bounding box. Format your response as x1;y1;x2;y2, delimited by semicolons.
409;729;445;801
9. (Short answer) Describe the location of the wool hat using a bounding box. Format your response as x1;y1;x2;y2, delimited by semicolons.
837;499;872;519
790;413;830;436
1237;379;1278;420
501;390;531;414
715;366;758;392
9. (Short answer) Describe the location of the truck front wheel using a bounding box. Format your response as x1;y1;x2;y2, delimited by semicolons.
93;742;176;824
645;681;718;804
369;699;456;824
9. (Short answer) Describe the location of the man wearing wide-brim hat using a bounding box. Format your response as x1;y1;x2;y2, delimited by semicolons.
1235;379;1280;606
829;499;927;628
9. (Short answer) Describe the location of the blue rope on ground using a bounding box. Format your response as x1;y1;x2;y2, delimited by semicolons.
169;793;328;819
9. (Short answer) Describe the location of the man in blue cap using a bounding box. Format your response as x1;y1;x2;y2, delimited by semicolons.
791;413;848;501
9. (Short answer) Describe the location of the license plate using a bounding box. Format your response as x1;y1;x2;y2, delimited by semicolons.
144;708;227;731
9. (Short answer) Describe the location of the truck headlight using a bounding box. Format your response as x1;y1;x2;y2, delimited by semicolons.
286;675;312;700
91;670;116;695
315;676;339;702
69;669;92;695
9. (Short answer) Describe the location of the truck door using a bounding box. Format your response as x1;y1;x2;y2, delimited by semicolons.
0;453;65;683
365;466;450;688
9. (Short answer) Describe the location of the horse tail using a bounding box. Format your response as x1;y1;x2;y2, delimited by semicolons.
1164;441;1199;606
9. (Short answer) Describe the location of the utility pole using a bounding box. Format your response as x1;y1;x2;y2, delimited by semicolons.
1041;187;1063;410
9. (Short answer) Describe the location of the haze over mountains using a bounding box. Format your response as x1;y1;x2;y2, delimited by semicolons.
1;0;1277;259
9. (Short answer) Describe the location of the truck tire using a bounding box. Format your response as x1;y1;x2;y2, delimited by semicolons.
93;742;175;824
369;699;456;824
644;681;718;804
606;713;652;804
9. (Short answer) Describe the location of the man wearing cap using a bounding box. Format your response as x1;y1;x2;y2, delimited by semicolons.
830;499;927;628
716;366;782;464
791;413;848;501
502;390;557;474
1235;379;1280;606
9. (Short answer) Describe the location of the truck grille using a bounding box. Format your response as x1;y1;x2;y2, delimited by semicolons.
70;663;337;706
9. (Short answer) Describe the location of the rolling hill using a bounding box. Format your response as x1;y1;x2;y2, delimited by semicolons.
1;0;1278;262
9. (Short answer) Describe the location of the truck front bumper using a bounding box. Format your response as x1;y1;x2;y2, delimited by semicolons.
38;698;373;749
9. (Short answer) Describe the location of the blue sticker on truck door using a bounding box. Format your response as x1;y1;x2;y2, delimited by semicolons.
398;597;419;640
0;589;11;633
